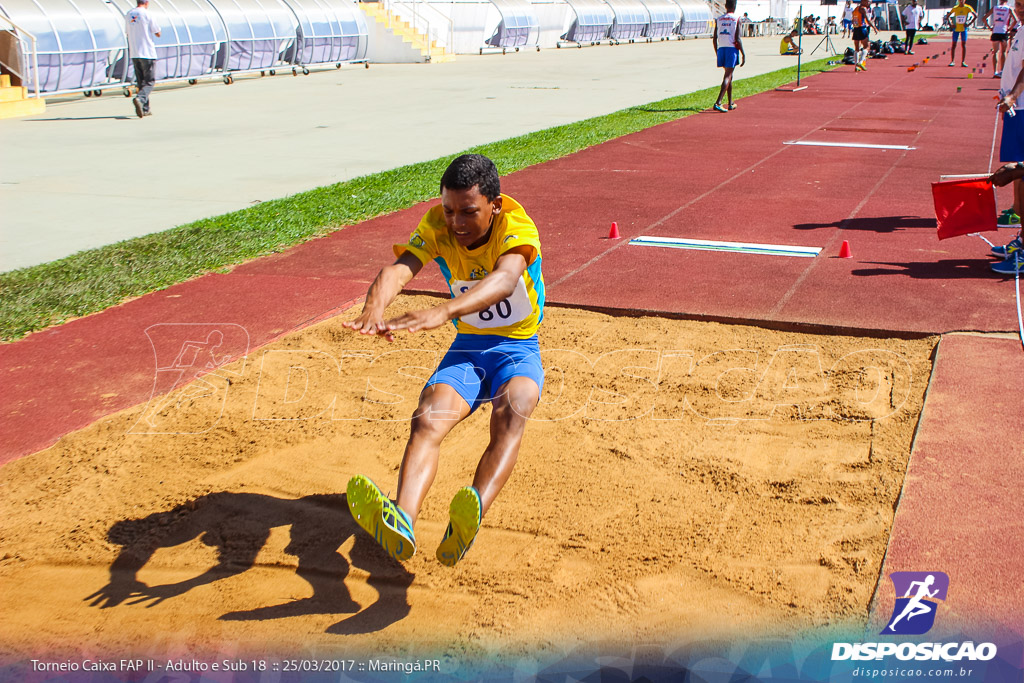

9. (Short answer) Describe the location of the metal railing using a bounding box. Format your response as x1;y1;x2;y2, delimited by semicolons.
0;13;41;98
384;0;455;57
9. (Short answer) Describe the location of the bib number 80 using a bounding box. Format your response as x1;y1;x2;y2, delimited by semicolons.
473;296;514;322
454;277;531;328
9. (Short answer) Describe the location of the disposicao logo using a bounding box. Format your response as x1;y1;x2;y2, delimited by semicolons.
882;571;949;635
831;570;998;663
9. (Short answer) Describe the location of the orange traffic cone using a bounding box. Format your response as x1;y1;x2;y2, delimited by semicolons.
609;222;621;239
839;240;852;258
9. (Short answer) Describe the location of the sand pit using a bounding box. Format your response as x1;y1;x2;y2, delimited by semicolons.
0;295;937;670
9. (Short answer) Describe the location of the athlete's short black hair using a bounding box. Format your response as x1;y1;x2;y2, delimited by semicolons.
440;154;501;201
725;0;737;12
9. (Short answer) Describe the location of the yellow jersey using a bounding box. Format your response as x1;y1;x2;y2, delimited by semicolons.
394;194;545;339
949;4;975;30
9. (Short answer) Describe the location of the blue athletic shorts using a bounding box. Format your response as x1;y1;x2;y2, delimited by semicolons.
717;47;739;69
1000;109;1024;162
952;30;967;43
425;334;544;412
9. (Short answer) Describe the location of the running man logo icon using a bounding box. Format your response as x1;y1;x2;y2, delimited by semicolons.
882;571;950;635
129;323;249;435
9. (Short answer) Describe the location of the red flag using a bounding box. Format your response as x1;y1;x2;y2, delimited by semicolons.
931;178;998;240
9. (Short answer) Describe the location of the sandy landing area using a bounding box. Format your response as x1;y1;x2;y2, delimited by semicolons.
0;295;937;670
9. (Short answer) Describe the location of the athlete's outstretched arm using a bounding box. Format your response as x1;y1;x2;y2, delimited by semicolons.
998;59;1024;112
384;246;532;334
343;251;424;341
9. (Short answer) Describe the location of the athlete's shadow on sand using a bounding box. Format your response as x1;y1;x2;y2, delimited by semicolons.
84;492;412;635
794;216;937;233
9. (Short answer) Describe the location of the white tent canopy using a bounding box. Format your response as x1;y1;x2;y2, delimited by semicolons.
486;0;541;48
108;0;225;82
674;0;713;35
562;0;615;43
210;0;297;72
606;0;650;40
283;0;368;66
0;0;123;92
1;0;368;94
641;0;683;37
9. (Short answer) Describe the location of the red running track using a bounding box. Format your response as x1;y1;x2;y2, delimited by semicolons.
869;333;1024;667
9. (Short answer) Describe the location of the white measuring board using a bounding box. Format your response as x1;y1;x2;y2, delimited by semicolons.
783;141;916;150
629;236;821;257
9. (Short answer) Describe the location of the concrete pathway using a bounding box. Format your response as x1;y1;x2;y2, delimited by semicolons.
0;35;842;272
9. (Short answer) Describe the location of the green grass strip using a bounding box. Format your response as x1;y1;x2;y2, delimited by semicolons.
0;57;835;341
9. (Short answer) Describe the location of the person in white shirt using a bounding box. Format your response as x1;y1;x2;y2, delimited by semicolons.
712;0;745;112
842;0;855;37
901;0;925;54
983;0;1019;77
740;12;753;36
125;0;161;118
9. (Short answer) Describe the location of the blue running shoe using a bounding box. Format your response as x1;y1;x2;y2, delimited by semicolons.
347;475;416;561
991;252;1024;275
991;235;1022;258
436;486;482;567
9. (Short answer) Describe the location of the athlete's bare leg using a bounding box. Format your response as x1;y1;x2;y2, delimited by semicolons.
472;376;540;516
394;383;472;524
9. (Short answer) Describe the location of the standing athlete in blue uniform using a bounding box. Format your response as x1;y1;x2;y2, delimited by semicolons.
713;0;745;112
